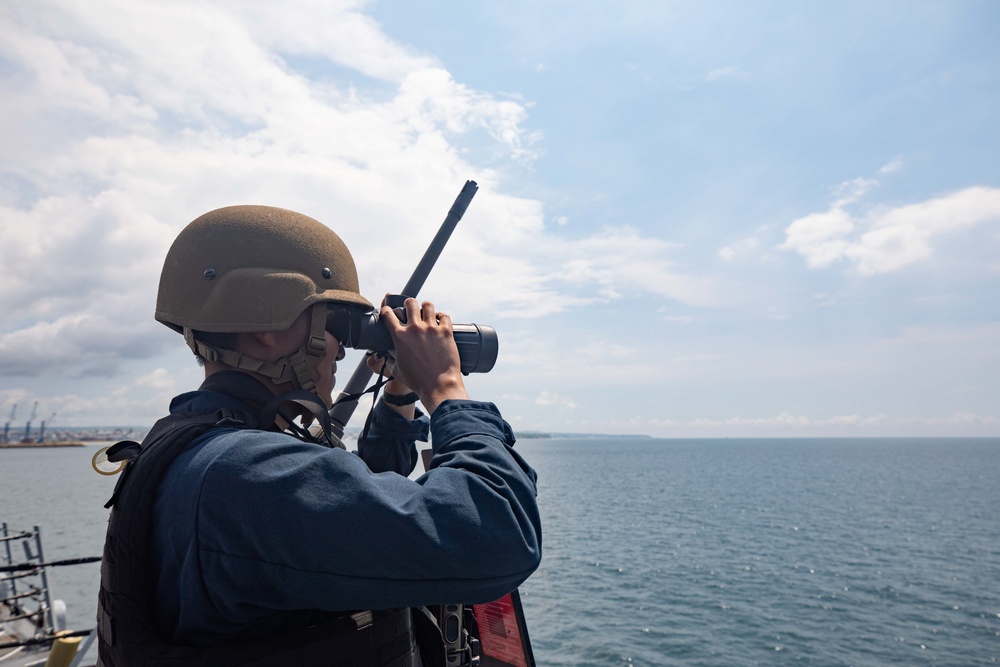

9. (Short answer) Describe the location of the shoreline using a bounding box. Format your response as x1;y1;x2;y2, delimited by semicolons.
0;441;85;448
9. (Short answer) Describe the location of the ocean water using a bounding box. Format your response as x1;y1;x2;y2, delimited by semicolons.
516;437;1000;666
2;438;999;666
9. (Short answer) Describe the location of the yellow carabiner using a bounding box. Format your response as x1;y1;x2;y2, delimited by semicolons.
91;446;126;476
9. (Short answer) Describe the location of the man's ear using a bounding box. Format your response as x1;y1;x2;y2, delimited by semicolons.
251;331;279;351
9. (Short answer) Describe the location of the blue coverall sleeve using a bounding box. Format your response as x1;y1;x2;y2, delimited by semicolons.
191;400;541;624
355;400;429;475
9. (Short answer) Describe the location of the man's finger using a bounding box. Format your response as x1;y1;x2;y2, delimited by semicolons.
366;352;395;374
404;297;421;322
421;301;436;324
380;305;404;333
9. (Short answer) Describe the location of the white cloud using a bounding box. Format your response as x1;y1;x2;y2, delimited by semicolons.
879;156;904;174
0;314;171;377
672;354;722;363
764;306;789;321
679;412;888;428
847;187;1000;274
705;66;751;83
644;411;998;436
0;0;715;387
831;177;878;207
897;412;999;427
534;391;577;409
872;322;1000;348
492;329;663;388
225;0;432;83
718;237;759;261
550;226;720;306
133;368;177;391
0;362;196;427
810;291;846;307
781;186;1000;274
0;390;32;416
780;208;855;268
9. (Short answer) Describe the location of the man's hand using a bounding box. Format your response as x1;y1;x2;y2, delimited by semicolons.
365;295;419;418
380;298;469;415
366;351;418;420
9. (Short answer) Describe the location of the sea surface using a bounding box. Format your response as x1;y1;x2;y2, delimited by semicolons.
2;437;998;666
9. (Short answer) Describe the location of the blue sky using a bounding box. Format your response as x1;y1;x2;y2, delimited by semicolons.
1;0;998;436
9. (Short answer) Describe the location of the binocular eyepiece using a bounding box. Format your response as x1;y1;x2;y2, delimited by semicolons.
326;298;498;375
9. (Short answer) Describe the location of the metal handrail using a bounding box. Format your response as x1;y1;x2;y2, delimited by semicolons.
0;532;32;543
0;629;92;650
1;586;42;603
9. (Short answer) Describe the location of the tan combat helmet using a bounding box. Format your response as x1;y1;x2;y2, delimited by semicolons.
155;205;373;392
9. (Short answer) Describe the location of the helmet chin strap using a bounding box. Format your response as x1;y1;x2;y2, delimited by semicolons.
184;306;329;392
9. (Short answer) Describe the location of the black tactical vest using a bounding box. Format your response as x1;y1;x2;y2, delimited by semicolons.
96;387;422;667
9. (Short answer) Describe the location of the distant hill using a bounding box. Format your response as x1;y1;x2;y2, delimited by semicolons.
515;431;651;440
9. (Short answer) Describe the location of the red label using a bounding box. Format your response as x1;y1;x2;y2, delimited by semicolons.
472;594;528;667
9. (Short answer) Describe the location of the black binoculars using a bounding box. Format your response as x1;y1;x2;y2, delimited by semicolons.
326;297;498;375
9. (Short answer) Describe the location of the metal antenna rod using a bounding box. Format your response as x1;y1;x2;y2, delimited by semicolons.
328;180;479;438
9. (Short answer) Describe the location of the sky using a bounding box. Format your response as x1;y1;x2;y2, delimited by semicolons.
1;0;998;437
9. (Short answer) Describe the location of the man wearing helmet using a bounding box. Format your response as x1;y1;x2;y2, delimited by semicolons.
97;206;541;666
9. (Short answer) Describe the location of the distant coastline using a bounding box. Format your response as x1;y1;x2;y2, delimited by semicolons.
0;440;84;448
0;426;147;449
1;426;657;447
515;431;652;440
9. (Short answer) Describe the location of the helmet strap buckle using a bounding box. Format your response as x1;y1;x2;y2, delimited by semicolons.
307;334;326;355
185;327;220;363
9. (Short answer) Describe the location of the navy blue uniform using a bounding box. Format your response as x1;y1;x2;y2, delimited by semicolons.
150;384;541;646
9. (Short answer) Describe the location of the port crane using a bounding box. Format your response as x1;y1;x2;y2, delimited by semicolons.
23;401;38;442
37;412;57;443
2;404;15;443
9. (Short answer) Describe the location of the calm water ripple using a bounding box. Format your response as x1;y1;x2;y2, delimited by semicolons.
2;438;998;666
515;438;1000;666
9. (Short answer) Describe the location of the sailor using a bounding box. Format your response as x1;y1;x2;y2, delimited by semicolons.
96;205;541;666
